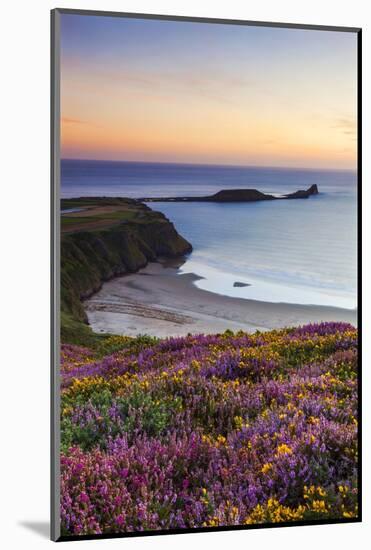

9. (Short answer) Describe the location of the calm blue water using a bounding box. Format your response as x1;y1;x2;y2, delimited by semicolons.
61;159;357;309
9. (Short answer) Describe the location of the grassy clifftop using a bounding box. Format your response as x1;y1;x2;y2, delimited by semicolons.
61;197;192;345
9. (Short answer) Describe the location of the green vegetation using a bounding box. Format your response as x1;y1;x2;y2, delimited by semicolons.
60;197;192;346
60;312;107;348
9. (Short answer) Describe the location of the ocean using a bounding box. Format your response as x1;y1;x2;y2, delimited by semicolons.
61;159;357;310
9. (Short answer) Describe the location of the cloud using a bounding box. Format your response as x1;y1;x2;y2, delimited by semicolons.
62;117;103;130
332;117;357;137
62;117;90;125
98;65;253;106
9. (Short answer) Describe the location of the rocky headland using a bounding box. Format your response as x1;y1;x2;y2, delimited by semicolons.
139;184;319;203
60;197;192;344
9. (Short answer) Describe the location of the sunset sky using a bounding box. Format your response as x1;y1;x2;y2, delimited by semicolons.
60;14;357;169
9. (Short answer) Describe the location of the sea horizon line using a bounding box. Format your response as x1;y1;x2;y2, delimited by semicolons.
61;157;356;174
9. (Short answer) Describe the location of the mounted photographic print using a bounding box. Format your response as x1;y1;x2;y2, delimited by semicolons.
51;9;361;541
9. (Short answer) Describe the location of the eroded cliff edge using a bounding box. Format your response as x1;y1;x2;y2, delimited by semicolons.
60;197;192;343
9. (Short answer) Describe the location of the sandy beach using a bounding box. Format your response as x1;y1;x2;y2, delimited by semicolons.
85;260;357;337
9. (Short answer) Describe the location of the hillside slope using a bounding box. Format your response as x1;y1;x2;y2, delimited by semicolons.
60;198;192;344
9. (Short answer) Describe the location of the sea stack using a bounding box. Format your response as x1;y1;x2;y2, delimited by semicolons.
284;184;319;199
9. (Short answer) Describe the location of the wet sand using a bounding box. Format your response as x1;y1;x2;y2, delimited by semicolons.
84;260;357;337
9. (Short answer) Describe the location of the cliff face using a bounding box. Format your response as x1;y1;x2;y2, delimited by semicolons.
61;199;192;330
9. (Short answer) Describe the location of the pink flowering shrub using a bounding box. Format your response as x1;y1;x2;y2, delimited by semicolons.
60;323;358;535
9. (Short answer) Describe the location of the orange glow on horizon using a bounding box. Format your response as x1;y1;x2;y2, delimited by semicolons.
60;18;357;170
61;109;356;169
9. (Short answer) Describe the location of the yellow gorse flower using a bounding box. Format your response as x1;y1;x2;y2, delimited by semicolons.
216;435;227;446
276;443;293;456
261;462;273;474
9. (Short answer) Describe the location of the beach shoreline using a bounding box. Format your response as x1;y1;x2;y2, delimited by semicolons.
85;259;357;338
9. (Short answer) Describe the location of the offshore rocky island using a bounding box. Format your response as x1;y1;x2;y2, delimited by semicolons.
139;183;319;203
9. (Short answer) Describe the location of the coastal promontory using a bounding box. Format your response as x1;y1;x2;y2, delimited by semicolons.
140;184;319;203
60;197;192;343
